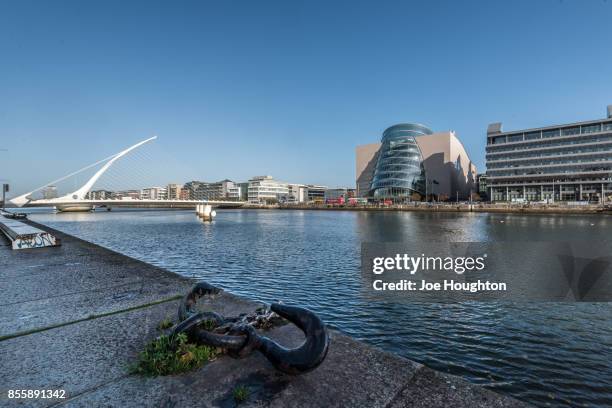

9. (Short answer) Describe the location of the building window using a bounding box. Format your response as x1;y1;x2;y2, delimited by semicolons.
507;134;523;143
542;129;560;138
561;126;580;136
525;131;541;141
582;124;601;134
603;122;612;131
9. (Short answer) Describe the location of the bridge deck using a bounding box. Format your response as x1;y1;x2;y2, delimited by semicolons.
24;199;246;208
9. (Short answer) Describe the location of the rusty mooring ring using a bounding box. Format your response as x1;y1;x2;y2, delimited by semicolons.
172;282;330;374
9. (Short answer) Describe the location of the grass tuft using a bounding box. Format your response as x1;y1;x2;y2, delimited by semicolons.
233;385;250;403
130;333;217;376
157;317;174;330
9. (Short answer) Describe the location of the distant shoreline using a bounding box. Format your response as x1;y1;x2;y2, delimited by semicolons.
8;203;612;216
250;203;612;215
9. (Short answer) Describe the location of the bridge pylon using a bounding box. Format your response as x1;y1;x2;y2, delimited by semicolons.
10;136;157;209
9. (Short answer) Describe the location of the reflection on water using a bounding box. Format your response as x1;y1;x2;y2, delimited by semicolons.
29;208;612;407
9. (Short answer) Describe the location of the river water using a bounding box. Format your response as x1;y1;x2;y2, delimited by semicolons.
29;208;612;407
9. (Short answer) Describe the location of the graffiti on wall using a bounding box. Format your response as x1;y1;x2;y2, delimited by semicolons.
13;233;61;250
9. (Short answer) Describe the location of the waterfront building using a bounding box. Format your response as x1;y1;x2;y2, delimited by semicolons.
324;188;352;201
183;180;240;201
42;185;58;199
202;179;244;201
86;189;113;200
179;188;190;200
356;124;477;201
196;179;230;200
237;182;249;201
287;183;308;203
140;186;167;200
112;190;141;200
247;176;289;203
167;183;183;200
183;181;204;200
305;185;327;203
356;144;381;198
476;174;488;201
486;105;612;202
226;182;241;200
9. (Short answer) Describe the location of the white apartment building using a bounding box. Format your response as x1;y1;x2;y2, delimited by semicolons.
247;176;289;203
225;182;241;200
140;186;168;200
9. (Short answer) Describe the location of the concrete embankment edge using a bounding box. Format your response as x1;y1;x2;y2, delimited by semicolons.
0;221;531;407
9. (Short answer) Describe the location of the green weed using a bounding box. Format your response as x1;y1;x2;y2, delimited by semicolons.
130;333;217;376
157;317;174;330
233;385;250;403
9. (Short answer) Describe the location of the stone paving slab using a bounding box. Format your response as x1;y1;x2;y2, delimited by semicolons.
0;277;190;337
0;244;186;306
0;300;179;408
0;221;193;339
0;259;175;300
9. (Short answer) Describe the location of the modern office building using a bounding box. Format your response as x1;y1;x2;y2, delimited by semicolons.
324;188;355;201
476;174;488;201
355;144;381;197
237;182;250;201
199;179;240;200
305;185;327;203
356;123;477;201
287;183;308;203
193;181;220;200
486;106;612;202
247;176;289;203
183;180;240;201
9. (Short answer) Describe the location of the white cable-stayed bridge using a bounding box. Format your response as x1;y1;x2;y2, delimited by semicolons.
8;136;244;214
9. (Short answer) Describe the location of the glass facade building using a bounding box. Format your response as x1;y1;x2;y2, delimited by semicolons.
486;106;612;202
370;124;429;199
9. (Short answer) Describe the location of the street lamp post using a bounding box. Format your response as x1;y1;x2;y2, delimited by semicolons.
1;184;8;210
0;148;7;210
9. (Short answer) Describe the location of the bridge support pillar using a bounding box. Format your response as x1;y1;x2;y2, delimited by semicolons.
196;204;216;221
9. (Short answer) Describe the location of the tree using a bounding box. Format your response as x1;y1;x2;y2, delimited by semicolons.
410;192;422;202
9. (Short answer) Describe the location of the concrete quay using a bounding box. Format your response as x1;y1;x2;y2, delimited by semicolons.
0;221;530;407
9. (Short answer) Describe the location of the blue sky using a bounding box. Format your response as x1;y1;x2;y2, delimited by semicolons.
1;0;611;194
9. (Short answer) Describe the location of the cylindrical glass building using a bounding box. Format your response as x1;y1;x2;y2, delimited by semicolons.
370;123;430;200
